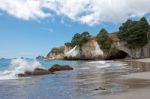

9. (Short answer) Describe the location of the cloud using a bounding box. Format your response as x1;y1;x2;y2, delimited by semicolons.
0;0;150;25
0;0;50;20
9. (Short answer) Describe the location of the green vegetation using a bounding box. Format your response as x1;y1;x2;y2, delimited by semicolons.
118;17;149;49
49;16;150;55
67;32;91;47
64;42;74;47
50;46;64;54
96;28;111;50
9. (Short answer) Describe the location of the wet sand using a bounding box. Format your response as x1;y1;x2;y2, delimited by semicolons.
123;72;150;79
80;59;150;99
125;58;150;78
101;58;150;99
134;58;150;63
95;87;150;99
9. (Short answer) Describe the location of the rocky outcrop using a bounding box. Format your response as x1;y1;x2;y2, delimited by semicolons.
18;64;73;77
46;53;64;59
48;64;73;72
64;46;81;59
18;68;52;77
113;41;150;59
104;48;128;60
36;56;45;60
64;45;73;54
64;38;103;60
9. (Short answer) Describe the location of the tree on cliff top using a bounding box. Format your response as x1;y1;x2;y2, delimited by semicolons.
96;28;111;50
118;17;149;49
71;32;91;47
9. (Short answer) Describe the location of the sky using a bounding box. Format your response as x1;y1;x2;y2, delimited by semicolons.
0;0;150;58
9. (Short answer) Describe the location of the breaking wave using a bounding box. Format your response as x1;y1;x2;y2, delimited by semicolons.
0;58;44;80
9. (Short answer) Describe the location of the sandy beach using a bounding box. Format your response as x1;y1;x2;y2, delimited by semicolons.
95;87;150;99
102;58;150;99
134;58;150;63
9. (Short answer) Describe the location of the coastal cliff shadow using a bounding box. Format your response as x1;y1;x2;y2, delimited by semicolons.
105;50;129;60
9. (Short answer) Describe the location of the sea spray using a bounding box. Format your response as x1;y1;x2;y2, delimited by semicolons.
0;58;44;80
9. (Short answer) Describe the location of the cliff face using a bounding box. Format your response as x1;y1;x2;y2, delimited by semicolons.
64;45;73;54
64;38;103;60
131;41;150;58
46;52;64;59
110;41;150;59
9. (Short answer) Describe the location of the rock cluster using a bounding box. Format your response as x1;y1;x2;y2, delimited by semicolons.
48;64;73;72
18;64;73;77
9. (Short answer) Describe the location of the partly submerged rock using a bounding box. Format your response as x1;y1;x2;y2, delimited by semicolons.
94;87;106;90
18;68;53;77
48;64;73;72
18;64;73;77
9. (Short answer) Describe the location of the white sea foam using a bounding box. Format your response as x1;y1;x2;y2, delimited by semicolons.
96;64;111;69
0;58;44;80
79;67;90;70
87;61;127;69
87;61;106;64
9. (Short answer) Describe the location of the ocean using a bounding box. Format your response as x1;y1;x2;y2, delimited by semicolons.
0;58;149;99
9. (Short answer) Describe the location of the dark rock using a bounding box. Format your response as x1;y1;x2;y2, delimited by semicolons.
36;56;45;60
18;68;53;77
48;64;73;72
94;87;106;90
18;64;73;77
105;48;128;60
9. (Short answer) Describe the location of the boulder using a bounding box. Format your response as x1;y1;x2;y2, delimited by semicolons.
18;64;73;77
18;68;53;77
48;64;73;72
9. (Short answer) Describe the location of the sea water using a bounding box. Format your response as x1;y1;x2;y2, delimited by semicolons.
0;58;150;99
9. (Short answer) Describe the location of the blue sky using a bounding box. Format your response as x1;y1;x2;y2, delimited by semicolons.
0;0;150;58
0;13;119;58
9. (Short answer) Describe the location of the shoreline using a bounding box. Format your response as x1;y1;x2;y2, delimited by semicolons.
123;58;150;79
131;58;150;63
100;58;150;99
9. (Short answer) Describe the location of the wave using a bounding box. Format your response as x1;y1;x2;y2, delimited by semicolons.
87;61;128;69
87;61;107;64
0;58;44;80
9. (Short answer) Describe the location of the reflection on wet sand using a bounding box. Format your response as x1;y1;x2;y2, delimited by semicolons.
127;61;150;72
74;61;150;98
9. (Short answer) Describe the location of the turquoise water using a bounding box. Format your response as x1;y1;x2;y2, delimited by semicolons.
0;58;149;99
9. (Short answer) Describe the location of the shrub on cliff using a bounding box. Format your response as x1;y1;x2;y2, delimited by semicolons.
50;46;64;54
118;17;149;49
65;42;74;47
71;32;91;47
96;28;111;50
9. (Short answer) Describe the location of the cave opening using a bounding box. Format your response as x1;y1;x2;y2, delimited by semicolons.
105;50;129;60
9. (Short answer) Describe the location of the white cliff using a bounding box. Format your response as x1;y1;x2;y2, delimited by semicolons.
65;38;103;60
